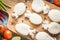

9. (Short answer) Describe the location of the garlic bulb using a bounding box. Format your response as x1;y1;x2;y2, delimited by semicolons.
31;0;45;13
12;2;26;19
48;9;60;22
35;32;56;40
25;10;42;25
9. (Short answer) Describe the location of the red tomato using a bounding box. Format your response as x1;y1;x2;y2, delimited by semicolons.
0;25;6;32
0;17;3;22
4;30;12;39
54;0;60;6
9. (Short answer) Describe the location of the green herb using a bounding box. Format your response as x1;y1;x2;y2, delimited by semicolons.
0;0;11;11
0;2;6;11
0;0;11;8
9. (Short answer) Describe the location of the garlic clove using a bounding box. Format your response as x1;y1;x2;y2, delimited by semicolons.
48;9;60;22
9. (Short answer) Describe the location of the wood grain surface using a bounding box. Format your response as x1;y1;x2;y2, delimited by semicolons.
3;0;60;40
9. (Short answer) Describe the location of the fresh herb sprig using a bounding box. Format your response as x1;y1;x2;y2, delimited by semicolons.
0;0;11;11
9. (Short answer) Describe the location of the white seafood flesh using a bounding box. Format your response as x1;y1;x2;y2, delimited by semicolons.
42;22;60;34
15;23;30;35
15;23;36;37
25;10;42;25
29;29;36;38
48;22;60;34
31;0;45;13
43;5;50;14
48;9;60;22
29;13;42;25
35;32;56;40
12;2;26;19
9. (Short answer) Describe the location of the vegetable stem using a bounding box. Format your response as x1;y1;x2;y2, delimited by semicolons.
0;2;6;11
0;0;11;11
0;0;11;8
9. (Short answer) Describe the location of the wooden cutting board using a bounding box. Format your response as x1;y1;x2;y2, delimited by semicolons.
3;0;60;40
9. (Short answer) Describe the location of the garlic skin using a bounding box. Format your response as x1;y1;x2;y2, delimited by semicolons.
42;22;60;34
48;9;60;22
25;10;42;25
15;23;36;38
12;2;26;19
35;32;56;40
31;0;45;13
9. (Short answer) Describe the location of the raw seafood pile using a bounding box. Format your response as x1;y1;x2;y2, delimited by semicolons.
11;0;60;40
